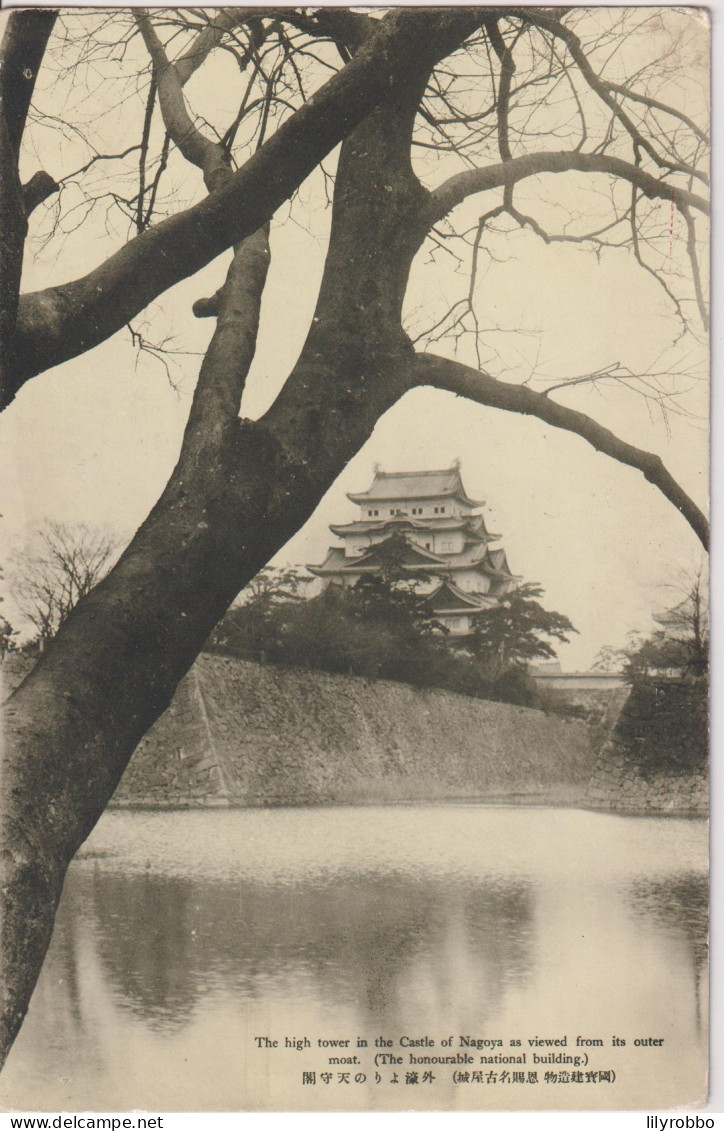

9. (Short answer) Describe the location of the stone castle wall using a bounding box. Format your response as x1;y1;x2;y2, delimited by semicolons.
112;654;596;807
587;679;708;816
534;681;631;752
2;655;707;815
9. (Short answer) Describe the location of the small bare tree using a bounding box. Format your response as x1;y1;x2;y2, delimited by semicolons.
9;521;122;645
653;560;709;673
594;560;709;680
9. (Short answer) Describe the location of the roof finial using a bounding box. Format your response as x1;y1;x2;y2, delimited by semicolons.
452;456;461;470
373;462;382;475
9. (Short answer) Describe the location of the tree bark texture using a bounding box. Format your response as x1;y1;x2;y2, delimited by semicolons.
0;11;57;402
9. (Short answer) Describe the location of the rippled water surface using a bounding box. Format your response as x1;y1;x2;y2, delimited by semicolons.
0;806;708;1111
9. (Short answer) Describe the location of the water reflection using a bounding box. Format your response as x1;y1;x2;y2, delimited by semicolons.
50;867;535;1034
0;807;708;1112
627;874;708;975
626;873;708;1033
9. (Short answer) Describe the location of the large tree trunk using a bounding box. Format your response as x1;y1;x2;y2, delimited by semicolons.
0;14;478;1067
0;11;57;401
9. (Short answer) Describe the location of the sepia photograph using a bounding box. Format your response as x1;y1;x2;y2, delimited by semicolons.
0;2;710;1114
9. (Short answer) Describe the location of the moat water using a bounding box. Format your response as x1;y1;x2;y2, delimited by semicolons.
0;806;708;1111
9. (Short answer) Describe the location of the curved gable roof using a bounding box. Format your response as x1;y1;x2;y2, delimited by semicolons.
347;467;484;507
424;580;498;610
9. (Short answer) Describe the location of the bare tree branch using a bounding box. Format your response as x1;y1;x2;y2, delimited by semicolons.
429;150;709;226
135;72;156;233
135;9;231;191
517;9;708;184
10;8;483;403
185;224;271;449
174;9;243;86
414;351;709;550
680;204;709;331
605;80;709;145
21;169;58;215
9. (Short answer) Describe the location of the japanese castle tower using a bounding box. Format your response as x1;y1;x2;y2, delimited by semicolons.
308;465;519;636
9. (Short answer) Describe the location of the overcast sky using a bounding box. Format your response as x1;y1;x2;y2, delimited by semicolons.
0;6;709;670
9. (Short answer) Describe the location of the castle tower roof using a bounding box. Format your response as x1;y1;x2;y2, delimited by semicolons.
308;538;452;577
422;580;499;613
329;514;498;540
347;466;484;508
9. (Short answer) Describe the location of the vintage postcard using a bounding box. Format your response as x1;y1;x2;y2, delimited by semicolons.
0;4;710;1115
